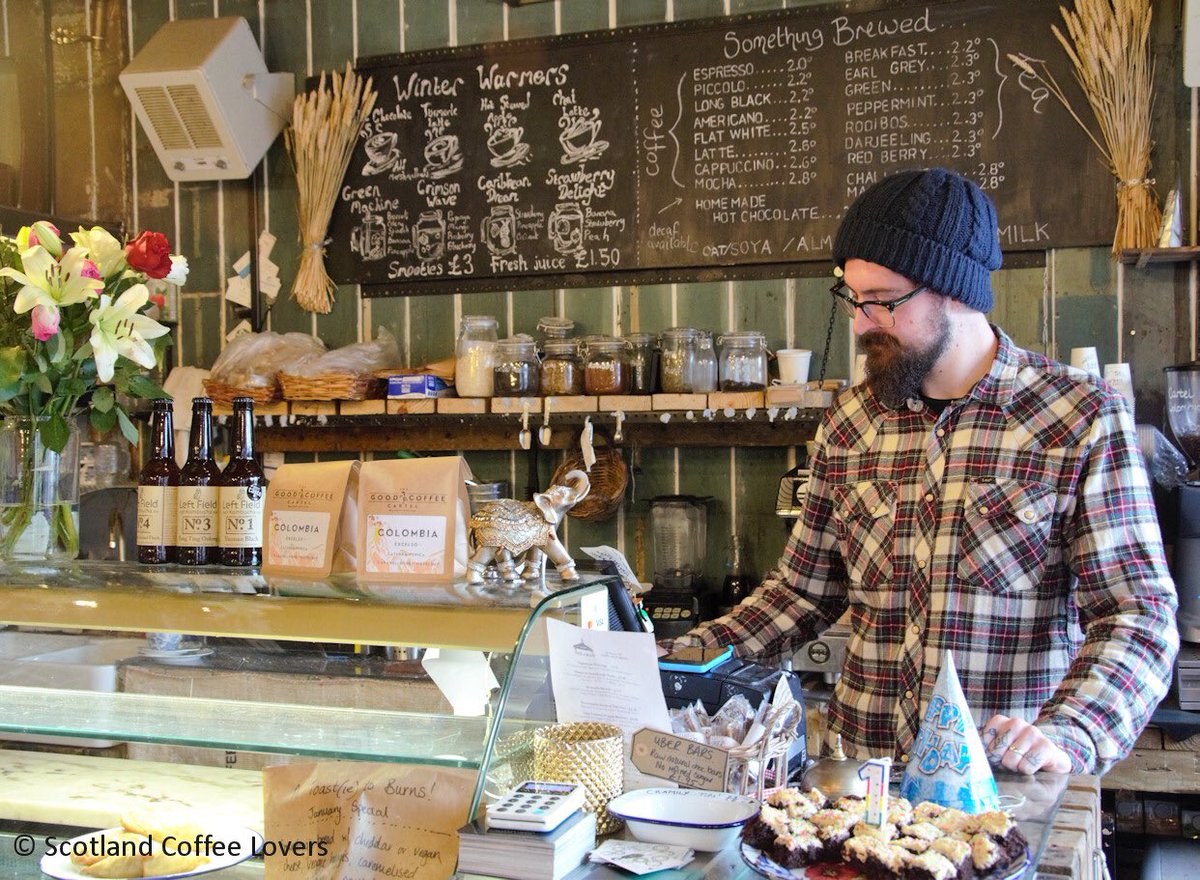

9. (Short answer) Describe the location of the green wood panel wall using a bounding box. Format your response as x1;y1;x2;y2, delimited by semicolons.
117;0;1187;596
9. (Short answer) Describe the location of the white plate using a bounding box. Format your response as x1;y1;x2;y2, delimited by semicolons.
139;648;215;665
39;823;262;880
138;647;211;659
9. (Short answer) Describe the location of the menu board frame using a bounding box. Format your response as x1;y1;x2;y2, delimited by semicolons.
325;0;1115;298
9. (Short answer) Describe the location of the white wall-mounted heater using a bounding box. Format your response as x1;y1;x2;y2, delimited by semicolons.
119;17;294;182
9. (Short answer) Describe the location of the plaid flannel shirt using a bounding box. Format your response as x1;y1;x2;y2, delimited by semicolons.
666;329;1178;773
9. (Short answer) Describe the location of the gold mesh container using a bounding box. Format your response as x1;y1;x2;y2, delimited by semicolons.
533;721;624;834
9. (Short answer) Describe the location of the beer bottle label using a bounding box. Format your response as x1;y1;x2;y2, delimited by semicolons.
137;485;178;546
219;485;265;548
176;486;218;547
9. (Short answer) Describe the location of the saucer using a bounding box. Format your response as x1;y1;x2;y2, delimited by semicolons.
138;647;215;665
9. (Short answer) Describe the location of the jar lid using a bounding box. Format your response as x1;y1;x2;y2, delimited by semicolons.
719;330;766;346
461;314;498;327
624;332;656;345
583;335;628;353
661;327;699;340
537;316;576;334
543;339;580;355
496;337;538;354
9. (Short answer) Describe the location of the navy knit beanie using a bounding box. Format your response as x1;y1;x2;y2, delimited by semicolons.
832;167;1002;313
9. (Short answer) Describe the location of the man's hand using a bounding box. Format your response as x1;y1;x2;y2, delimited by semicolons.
980;715;1071;774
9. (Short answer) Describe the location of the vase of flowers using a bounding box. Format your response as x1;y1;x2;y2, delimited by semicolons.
0;220;186;560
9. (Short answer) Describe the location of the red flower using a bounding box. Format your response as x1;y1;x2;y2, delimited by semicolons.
125;231;173;279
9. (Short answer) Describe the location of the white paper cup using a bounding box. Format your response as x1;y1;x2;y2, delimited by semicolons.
776;349;812;385
1104;362;1136;410
1070;347;1101;378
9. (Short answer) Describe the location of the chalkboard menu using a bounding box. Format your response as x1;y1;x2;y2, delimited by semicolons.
327;0;1115;297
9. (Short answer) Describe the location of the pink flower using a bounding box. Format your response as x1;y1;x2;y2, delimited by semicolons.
125;231;173;279
31;304;61;341
79;259;102;281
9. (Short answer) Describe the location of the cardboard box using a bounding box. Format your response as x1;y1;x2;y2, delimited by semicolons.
387;375;452;398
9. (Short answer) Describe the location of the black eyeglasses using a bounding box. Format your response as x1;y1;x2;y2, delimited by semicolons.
829;281;927;329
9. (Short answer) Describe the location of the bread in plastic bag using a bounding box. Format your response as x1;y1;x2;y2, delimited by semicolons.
289;327;402;377
209;332;327;389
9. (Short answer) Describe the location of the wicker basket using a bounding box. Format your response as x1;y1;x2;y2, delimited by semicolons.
551;444;628;523
278;372;384;401
202;378;281;407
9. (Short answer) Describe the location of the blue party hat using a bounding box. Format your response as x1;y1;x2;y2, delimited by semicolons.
899;650;999;813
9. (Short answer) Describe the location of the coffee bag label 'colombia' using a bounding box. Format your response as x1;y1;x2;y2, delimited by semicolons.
261;460;360;579
357;456;473;583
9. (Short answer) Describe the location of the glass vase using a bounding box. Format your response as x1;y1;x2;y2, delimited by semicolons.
0;416;81;561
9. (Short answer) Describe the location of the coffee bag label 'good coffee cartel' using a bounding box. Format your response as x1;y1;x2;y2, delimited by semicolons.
356;457;474;583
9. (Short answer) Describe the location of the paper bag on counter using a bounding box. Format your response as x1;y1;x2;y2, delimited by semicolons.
357;456;473;582
264;761;476;880
261;460;359;579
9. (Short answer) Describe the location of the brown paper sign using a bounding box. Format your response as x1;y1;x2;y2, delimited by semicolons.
630;728;730;791
263;761;476;880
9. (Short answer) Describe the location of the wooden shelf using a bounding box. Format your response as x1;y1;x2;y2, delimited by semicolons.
1118;246;1200;268
255;410;821;452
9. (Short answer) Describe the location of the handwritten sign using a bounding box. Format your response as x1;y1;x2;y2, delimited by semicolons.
263;762;476;880
631;728;730;792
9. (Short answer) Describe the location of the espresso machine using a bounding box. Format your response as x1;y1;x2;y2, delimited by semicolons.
643;495;710;638
1163;364;1200;707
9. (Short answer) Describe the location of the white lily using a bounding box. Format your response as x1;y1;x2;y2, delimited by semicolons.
88;284;171;383
70;226;127;279
0;245;103;317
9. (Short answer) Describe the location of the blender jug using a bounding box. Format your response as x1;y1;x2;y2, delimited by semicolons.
1165;362;1200;642
649;496;709;590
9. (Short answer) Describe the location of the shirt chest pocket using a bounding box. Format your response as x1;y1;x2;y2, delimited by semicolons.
832;481;897;589
956;481;1057;594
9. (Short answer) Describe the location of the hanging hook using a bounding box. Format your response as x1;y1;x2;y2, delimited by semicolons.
613;410;625;443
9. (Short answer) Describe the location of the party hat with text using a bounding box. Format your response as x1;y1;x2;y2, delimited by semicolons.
899;650;999;813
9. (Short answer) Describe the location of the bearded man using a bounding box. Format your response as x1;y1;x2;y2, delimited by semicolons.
659;167;1178;776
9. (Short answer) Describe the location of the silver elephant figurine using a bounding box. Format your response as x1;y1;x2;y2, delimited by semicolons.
466;470;591;584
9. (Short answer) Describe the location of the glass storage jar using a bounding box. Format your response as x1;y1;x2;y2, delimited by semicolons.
541;339;584;396
536;316;576;352
582;336;631;395
625;332;657;395
718;331;768;391
659;327;701;393
493;338;542;396
456;315;499;398
695;331;718;393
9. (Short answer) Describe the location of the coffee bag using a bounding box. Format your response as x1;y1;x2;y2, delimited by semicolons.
261;460;359;578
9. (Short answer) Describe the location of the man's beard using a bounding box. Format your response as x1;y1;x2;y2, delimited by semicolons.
860;308;951;409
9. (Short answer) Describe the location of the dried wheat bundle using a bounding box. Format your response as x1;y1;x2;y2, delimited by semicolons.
285;63;377;313
1008;0;1159;257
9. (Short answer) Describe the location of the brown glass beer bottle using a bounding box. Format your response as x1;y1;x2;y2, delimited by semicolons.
176;397;220;565
136;398;179;564
217;397;266;566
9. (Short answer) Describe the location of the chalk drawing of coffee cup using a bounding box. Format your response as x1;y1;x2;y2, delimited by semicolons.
413;210;446;262
548;202;584;254
363;131;400;175
482;206;518;256
487;125;530;168
559;112;608;165
351;215;388;261
424;134;464;179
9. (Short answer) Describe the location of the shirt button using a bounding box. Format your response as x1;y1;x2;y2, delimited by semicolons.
911;624;921;635
936;428;946;438
871;505;880;515
916;559;927;569
924;493;934;502
905;690;914;699
978;506;989;515
1021;509;1037;522
900;753;909;762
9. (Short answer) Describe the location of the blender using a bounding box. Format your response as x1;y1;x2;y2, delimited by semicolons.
643;496;709;637
1162;363;1200;643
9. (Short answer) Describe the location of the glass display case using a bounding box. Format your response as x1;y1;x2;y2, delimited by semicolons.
0;560;617;878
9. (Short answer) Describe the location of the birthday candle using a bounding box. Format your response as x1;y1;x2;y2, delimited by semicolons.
859;757;892;827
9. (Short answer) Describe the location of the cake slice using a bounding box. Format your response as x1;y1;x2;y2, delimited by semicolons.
770;822;824;869
843;836;908;880
742;803;790;850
